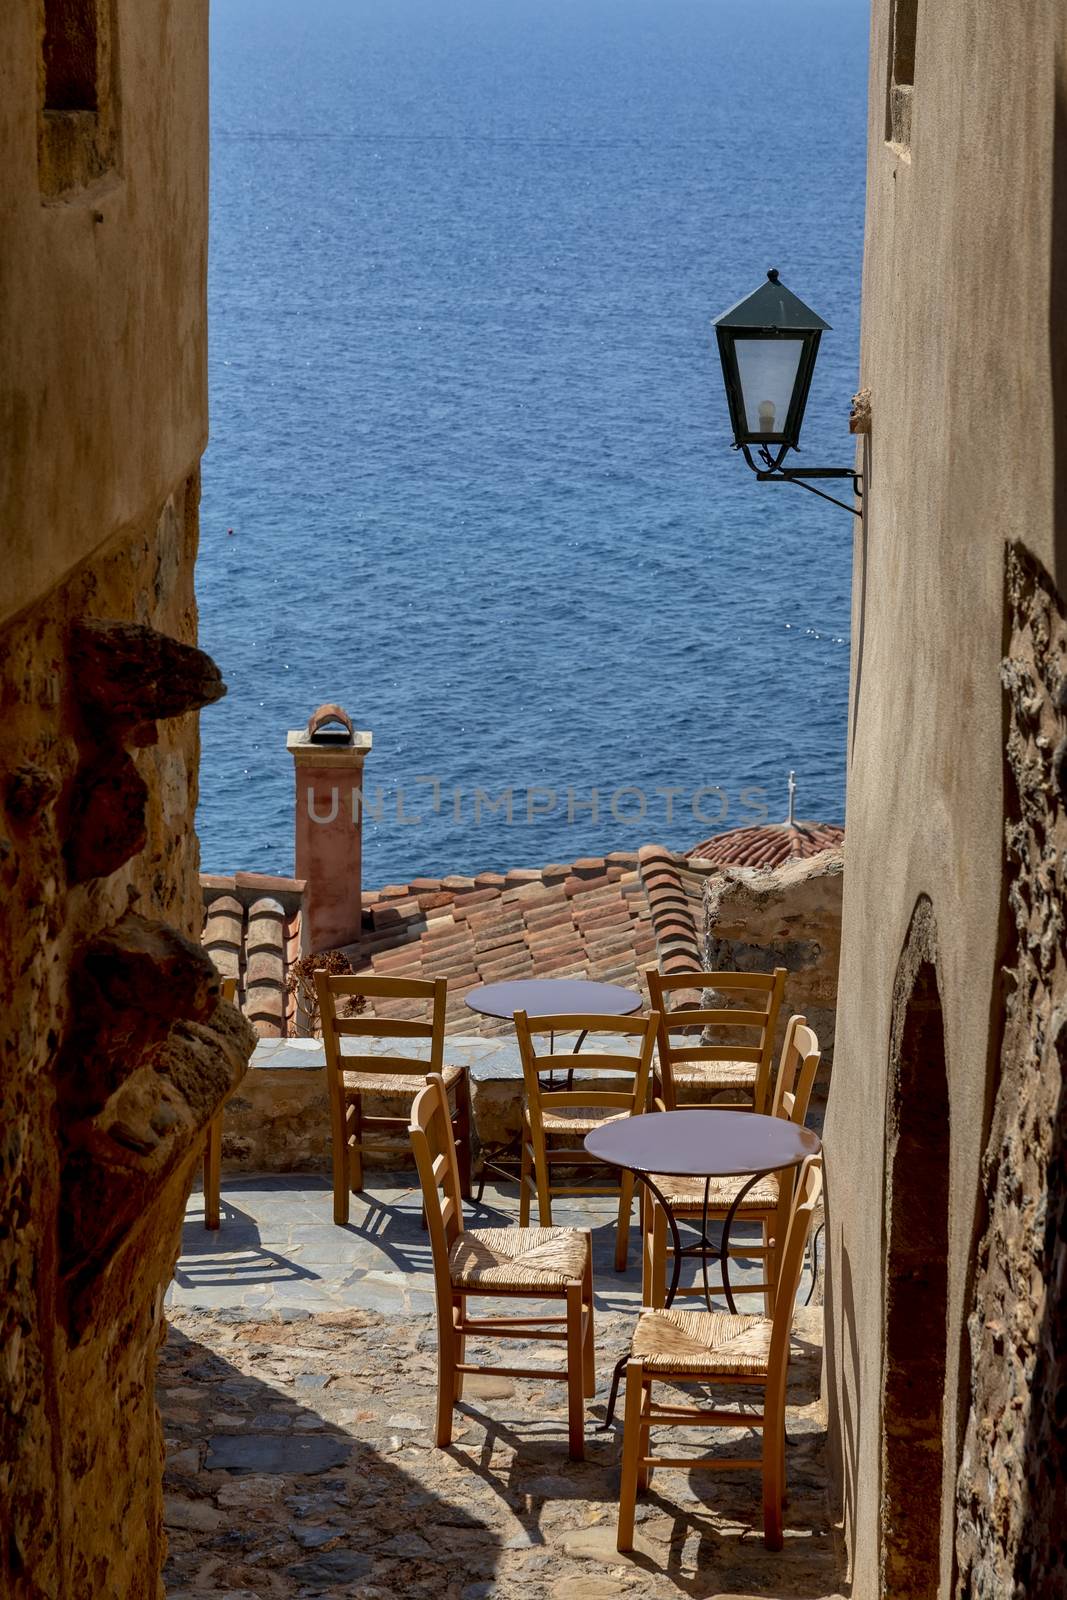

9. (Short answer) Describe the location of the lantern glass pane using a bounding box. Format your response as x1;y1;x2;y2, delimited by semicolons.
735;337;805;436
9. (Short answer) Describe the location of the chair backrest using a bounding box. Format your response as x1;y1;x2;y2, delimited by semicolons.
409;1074;465;1325
766;1154;823;1387
768;1016;821;1127
315;972;447;1102
646;966;787;1114
513;1011;660;1131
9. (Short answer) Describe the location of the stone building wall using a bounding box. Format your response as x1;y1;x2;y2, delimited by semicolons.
954;547;1067;1591
703;849;843;1086
0;3;255;1596
823;2;1067;1594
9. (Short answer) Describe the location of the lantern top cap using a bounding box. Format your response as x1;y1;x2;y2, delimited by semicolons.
713;269;831;333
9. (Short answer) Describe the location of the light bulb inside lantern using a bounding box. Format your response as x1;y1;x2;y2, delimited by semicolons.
758;400;776;434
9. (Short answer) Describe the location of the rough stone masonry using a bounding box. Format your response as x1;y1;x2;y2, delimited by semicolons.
954;545;1067;1591
0;484;256;1599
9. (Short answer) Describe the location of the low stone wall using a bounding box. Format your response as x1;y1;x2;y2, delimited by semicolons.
703;848;844;1089
219;1036;635;1173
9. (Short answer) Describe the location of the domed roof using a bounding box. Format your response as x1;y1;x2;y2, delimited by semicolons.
689;821;844;870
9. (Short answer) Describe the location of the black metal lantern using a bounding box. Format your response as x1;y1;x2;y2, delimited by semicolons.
713;269;861;514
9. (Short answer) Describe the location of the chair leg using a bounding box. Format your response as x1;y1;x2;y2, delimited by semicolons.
566;1283;585;1460
581;1236;596;1398
435;1325;457;1448
519;1134;532;1226
454;1074;473;1200
331;1099;350;1227
636;1376;653;1491
203;1115;222;1231
349;1094;364;1195
617;1361;645;1551
614;1168;635;1273
762;1389;785;1550
648;1200;667;1309
534;1141;554;1228
453;1294;466;1402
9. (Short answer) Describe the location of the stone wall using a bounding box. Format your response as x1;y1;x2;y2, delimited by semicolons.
703;849;844;1086
217;1051;617;1176
0;486;256;1599
0;3;254;1595
955;546;1067;1592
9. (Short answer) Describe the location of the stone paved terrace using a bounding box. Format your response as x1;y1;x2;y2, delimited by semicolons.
162;1175;846;1599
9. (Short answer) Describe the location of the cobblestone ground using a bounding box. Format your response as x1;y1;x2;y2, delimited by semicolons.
161;1176;845;1600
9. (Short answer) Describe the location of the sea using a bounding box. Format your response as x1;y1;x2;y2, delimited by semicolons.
197;0;869;886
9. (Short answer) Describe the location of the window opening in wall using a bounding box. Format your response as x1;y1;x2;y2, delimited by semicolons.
885;0;918;151
38;0;119;198
43;0;99;111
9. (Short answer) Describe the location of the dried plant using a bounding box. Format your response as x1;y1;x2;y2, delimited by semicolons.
286;949;366;1037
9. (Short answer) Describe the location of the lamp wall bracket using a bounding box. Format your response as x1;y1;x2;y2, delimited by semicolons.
739;443;863;516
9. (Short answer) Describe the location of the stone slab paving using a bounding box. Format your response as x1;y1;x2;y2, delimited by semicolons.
162;1177;845;1599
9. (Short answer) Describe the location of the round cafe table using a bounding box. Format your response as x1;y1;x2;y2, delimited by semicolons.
465;978;643;1198
586;1109;822;1427
586;1110;822;1314
466;977;643;1028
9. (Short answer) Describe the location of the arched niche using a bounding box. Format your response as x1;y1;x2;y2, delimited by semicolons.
880;897;950;1599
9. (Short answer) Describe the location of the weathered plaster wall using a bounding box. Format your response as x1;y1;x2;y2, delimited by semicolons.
703;849;843;1086
0;4;257;1596
824;3;1067;1595
0;0;209;628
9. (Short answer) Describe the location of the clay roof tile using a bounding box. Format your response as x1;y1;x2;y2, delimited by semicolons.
688;821;844;869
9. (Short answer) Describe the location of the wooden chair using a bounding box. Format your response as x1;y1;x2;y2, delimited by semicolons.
617;1154;823;1553
647;966;786;1115
410;1074;595;1458
641;1017;822;1310
203;976;239;1230
515;1010;660;1273
316;972;472;1226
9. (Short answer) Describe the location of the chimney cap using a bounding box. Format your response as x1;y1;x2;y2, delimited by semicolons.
307;703;354;743
287;706;371;759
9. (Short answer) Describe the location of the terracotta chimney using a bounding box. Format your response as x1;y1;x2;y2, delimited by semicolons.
287;704;373;953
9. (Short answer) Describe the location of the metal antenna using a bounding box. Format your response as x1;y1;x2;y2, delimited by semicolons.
787;770;797;827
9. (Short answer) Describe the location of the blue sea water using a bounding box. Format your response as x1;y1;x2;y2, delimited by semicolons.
198;0;869;885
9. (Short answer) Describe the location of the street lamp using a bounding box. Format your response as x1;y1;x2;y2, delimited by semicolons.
713;269;862;515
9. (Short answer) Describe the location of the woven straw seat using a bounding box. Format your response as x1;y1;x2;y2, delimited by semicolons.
523;1105;629;1138
342;1062;464;1097
631;1306;772;1376
449;1226;589;1291
648;1170;780;1212
669;1060;758;1095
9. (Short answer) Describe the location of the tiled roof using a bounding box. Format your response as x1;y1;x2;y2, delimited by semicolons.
200;846;707;1038
688;821;844;870
201;872;304;1037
